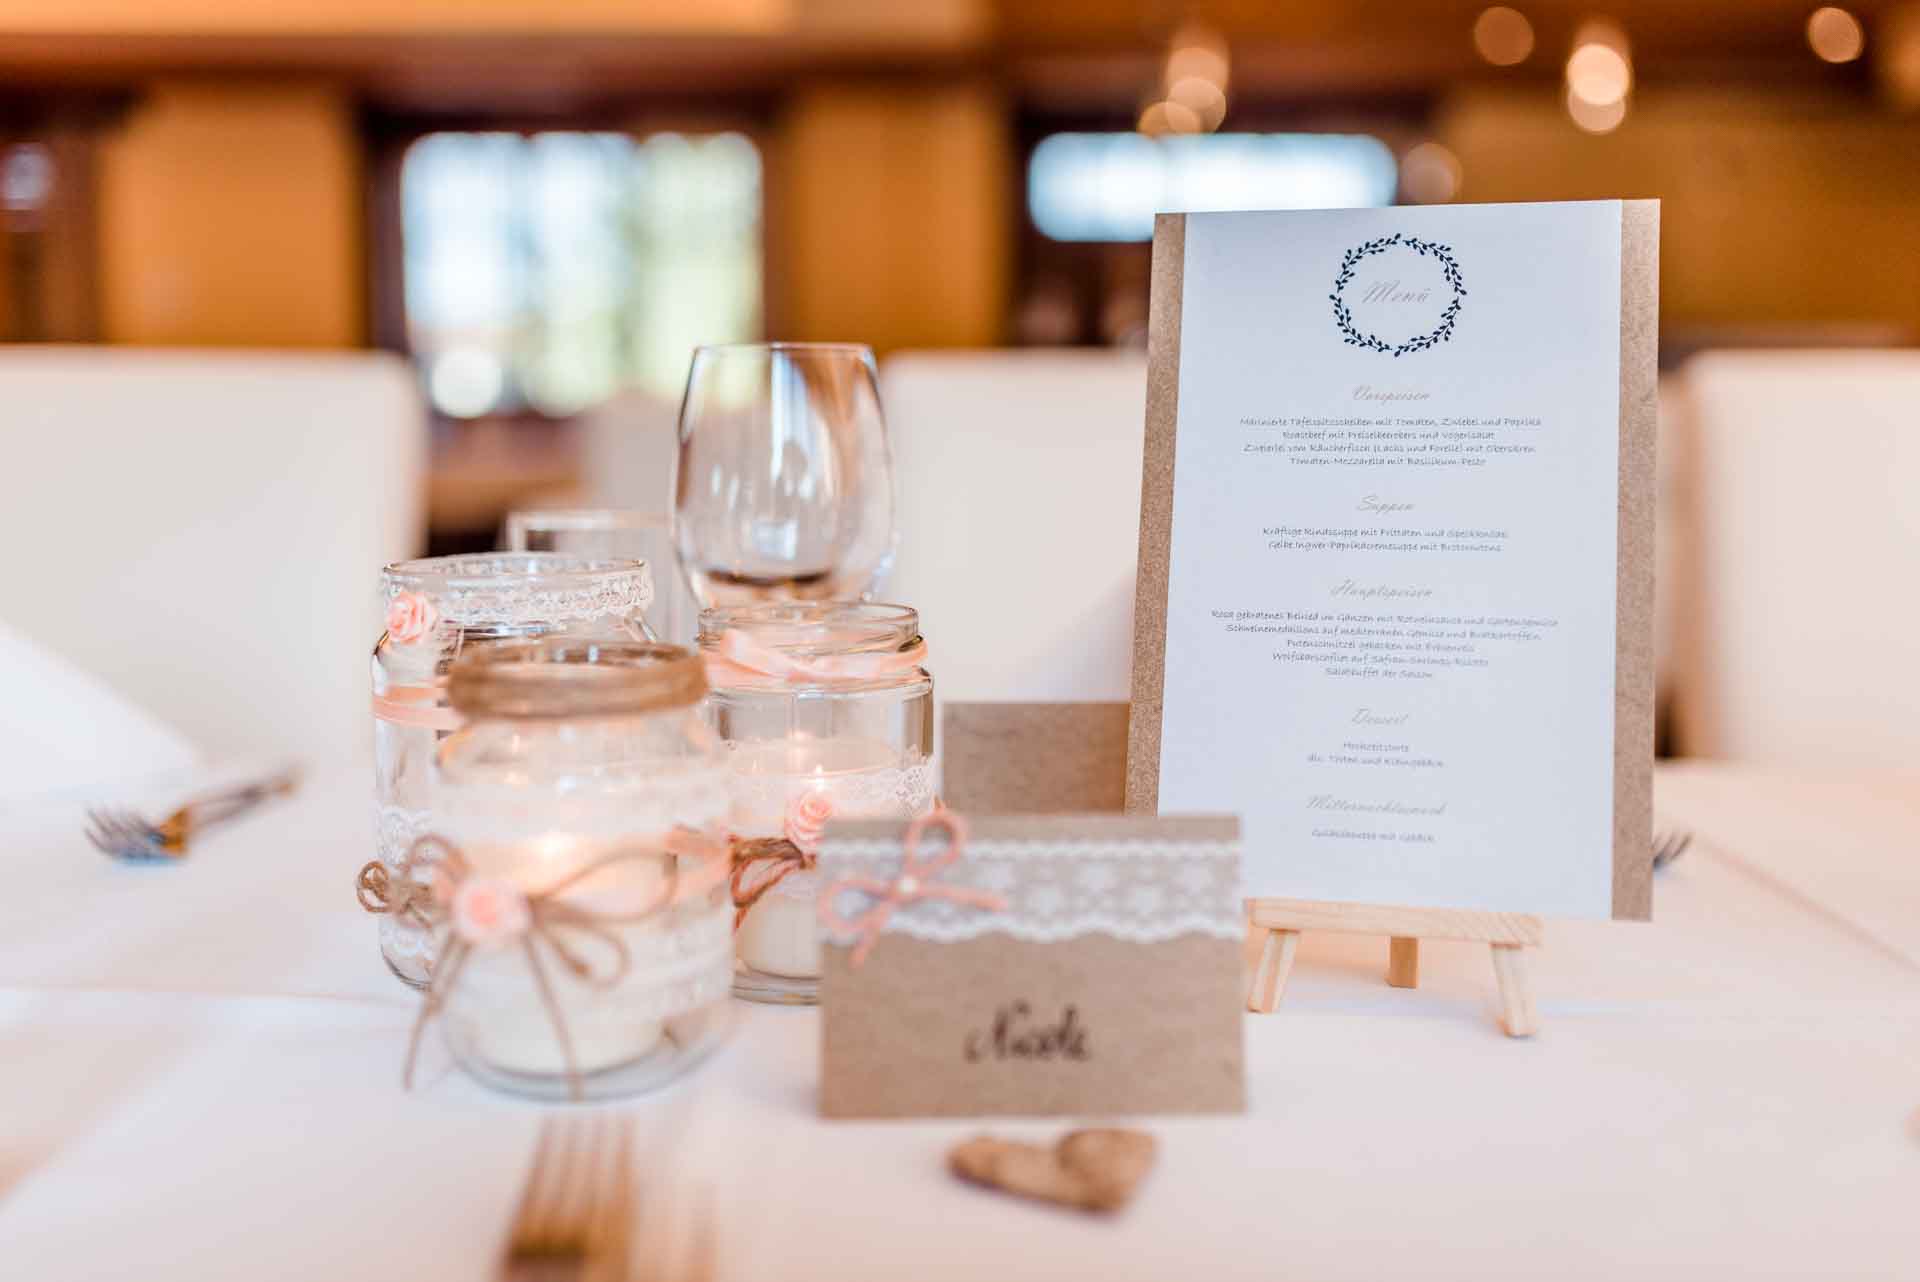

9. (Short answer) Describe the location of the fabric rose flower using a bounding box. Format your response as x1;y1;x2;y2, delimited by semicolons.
385;591;439;647
783;790;835;856
450;877;531;949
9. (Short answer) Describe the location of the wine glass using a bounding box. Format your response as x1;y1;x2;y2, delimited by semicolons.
672;342;896;607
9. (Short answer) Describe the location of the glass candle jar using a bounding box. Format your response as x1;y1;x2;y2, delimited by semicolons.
431;641;733;1102
371;554;654;987
698;602;935;1004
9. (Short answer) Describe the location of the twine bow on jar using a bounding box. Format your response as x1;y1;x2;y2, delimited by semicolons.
355;828;728;1101
355;857;437;932
818;811;1006;968
727;791;837;929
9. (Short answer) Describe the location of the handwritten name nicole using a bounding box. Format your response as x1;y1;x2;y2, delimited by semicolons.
964;1001;1091;1063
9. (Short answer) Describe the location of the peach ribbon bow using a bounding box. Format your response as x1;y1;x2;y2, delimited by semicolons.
703;628;929;689
818;811;1006;968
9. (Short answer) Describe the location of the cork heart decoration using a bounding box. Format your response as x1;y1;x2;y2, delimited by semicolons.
949;1129;1159;1214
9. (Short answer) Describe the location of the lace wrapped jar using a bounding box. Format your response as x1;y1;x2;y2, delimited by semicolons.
698;602;935;1004
372;553;653;987
429;642;733;1101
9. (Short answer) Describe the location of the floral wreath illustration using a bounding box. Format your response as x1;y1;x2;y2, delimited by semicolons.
1330;233;1467;357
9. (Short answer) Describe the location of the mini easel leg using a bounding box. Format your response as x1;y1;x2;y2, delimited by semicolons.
1386;937;1419;988
1247;929;1299;1014
1489;943;1537;1037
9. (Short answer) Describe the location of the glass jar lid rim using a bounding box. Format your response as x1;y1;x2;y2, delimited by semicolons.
447;642;707;719
381;554;654;628
382;552;648;593
698;601;919;650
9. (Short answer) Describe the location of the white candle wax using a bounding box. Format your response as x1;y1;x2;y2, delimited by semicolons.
450;834;675;1077
734;871;825;979
727;737;915;982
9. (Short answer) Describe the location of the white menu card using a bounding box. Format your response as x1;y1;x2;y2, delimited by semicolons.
1128;201;1657;920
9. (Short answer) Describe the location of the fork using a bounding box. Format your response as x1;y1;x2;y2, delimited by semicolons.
86;767;301;862
1652;827;1694;871
503;1115;636;1282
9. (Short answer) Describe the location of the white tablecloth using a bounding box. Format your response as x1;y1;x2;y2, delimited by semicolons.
2;764;1916;1281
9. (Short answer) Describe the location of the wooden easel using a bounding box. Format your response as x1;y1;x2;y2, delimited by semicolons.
1245;898;1543;1037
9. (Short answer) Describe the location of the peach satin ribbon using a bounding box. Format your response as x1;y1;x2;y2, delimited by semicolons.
370;684;463;732
702;629;929;690
818;811;1005;968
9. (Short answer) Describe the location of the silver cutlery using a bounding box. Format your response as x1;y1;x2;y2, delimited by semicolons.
503;1114;635;1282
1652;827;1694;871
85;767;301;862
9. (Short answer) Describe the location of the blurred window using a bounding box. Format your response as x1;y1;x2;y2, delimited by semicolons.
1027;132;1397;242
0;142;54;213
401;130;761;418
0;124;102;343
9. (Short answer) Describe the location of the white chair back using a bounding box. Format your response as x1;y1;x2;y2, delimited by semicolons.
0;349;427;764
1669;349;1920;764
579;389;681;514
880;350;1147;704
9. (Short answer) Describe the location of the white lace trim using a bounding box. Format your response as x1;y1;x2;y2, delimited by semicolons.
374;801;435;863
383;555;654;628
818;838;1242;944
722;756;936;838
372;793;733;973
375;803;440;965
435;770;732;848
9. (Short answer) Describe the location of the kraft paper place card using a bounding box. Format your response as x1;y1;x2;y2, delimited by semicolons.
818;814;1245;1118
1130;201;1658;921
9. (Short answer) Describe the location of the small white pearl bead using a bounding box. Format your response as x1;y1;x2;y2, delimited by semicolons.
894;875;920;897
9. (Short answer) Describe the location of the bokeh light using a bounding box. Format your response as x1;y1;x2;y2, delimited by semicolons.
1168;76;1228;132
1400;142;1463;202
1567;41;1633;106
1474;7;1537;66
1807;7;1866;62
1166;22;1231;90
1567;85;1629;133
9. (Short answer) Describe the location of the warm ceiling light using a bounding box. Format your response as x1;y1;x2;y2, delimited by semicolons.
1138;100;1204;138
1567;44;1632;104
1473;7;1536;65
1166;21;1231;90
1566;20;1633;106
1399;142;1463;203
1566;84;1628;133
1167;75;1228;131
1807;6;1866;62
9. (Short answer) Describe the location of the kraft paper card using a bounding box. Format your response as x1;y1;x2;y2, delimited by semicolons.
1129;201;1658;921
818;814;1245;1119
942;703;1130;814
